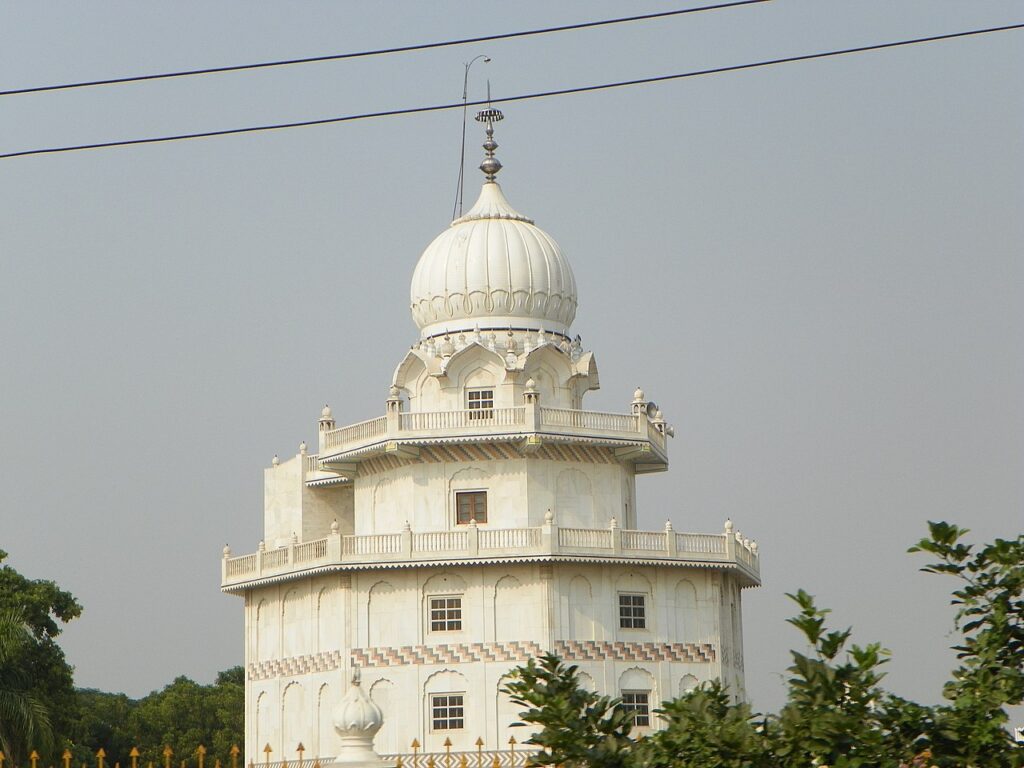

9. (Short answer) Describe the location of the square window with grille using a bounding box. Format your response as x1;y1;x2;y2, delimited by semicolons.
431;693;465;730
429;596;463;632
456;490;487;525
621;691;650;727
467;389;494;420
618;593;647;629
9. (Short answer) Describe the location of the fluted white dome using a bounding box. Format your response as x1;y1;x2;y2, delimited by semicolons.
410;181;578;337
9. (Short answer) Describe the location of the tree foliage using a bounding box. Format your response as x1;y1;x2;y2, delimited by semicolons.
66;668;244;767
0;549;82;765
505;522;1024;768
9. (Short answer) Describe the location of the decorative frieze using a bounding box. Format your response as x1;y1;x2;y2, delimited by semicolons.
555;640;715;663
247;640;715;681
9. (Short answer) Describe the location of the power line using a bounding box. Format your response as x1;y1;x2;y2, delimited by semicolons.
2;22;1021;161
0;0;770;97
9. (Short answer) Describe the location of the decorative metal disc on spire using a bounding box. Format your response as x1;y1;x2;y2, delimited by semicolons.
475;107;504;181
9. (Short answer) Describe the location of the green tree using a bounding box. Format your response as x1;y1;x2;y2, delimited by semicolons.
503;654;637;768
0;549;82;763
910;521;1024;767
768;589;895;767
0;608;55;761
641;679;769;768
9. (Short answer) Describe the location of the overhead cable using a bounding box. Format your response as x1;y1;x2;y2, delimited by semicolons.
2;22;1021;160
0;0;770;97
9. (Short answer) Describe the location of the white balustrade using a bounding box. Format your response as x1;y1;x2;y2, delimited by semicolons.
224;525;756;587
621;530;667;551
413;530;468;552
479;527;542;549
540;408;639;433
399;407;525;431
323;416;388;451
676;533;727;555
225;553;257;577
343;533;402;555
304;454;321;475
558;527;614;549
261;547;289;568
294;538;328;563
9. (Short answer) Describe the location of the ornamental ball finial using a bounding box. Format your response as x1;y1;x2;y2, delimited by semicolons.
665;520;673;532
724;518;733;533
299;441;307;454
634;387;646;401
321;404;332;419
272;454;279;466
223;544;231;558
751;540;758;553
331;519;340;534
544;510;554;524
525;378;537;391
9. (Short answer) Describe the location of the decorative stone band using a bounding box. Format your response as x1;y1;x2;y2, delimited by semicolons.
358;443;615;476
249;649;347;680
353;640;544;668
247;641;715;681
383;750;534;768
556;640;715;664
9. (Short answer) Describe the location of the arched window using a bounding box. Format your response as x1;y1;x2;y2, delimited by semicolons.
618;667;656;728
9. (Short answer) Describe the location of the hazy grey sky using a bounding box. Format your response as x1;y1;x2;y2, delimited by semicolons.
1;1;1021;715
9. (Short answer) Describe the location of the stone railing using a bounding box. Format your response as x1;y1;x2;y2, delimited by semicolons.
322;415;388;452
319;401;668;460
222;520;759;589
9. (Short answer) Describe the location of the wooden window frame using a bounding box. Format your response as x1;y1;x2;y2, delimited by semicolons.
466;388;494;420
430;692;466;730
455;490;488;525
620;690;651;727
428;595;463;632
618;592;647;629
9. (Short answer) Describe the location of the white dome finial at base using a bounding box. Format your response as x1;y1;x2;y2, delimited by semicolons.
333;666;389;767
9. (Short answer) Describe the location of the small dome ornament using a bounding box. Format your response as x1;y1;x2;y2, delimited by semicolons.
333;666;385;766
321;404;333;419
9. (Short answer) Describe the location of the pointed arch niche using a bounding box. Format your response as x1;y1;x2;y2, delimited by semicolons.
556;469;595;528
568;575;595;640
369;678;397;755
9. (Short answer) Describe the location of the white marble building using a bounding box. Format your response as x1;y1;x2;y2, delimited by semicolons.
221;110;760;766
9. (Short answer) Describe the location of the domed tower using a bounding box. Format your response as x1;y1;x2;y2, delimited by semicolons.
222;110;760;768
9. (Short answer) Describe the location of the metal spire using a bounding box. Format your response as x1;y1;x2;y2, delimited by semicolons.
475;90;504;182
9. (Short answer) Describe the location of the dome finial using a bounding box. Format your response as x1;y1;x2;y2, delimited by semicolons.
475;101;504;182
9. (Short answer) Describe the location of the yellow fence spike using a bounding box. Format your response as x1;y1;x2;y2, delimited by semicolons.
491;756;500;768
394;759;401;768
